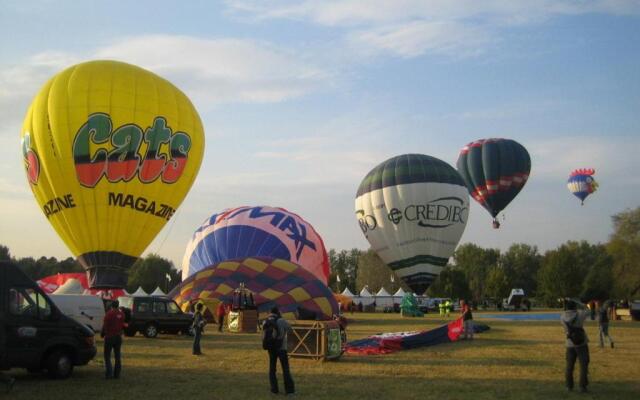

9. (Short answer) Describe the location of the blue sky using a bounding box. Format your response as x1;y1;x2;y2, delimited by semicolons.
1;0;639;269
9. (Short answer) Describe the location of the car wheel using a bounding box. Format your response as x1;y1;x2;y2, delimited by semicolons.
46;350;74;379
143;323;158;338
124;328;137;337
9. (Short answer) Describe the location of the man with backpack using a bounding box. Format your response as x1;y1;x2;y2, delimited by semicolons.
262;306;294;395
192;303;206;355
561;298;590;392
597;300;614;349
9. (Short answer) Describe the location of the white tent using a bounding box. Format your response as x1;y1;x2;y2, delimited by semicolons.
150;287;166;296
53;279;85;295
353;287;375;306
132;287;148;296
393;288;406;298
375;287;394;307
341;287;354;297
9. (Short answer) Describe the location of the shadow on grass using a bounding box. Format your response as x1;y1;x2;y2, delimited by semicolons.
6;365;640;400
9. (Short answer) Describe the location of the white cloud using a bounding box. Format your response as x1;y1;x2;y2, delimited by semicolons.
226;0;640;58
94;35;329;106
528;135;640;183
349;20;490;58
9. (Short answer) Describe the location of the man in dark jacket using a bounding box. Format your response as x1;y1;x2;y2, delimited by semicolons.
561;299;590;392
102;300;126;379
192;303;206;355
597;300;614;348
263;307;294;395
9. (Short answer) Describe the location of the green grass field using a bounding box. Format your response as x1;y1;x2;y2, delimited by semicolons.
5;312;639;400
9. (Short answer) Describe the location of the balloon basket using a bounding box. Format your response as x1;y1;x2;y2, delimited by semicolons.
227;309;258;333
288;320;343;361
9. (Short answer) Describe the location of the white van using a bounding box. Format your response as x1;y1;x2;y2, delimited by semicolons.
49;294;105;333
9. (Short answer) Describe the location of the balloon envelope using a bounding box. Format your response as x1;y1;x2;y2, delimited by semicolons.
355;154;469;294
182;206;330;284
170;257;338;320
456;138;531;227
567;168;598;204
21;60;205;288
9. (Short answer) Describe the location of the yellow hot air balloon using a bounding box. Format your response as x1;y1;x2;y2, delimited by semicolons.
20;60;205;288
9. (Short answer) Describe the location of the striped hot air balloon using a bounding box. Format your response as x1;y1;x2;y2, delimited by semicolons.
567;168;598;205
456;138;531;228
170;257;338;320
181;206;330;284
355;154;469;294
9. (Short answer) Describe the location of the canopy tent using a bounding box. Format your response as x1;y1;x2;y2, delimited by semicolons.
334;293;354;311
393;288;406;298
341;287;355;297
132;287;148;296
37;272;125;299
375;287;394;308
352;287;374;307
53;278;85;294
150;287;166;296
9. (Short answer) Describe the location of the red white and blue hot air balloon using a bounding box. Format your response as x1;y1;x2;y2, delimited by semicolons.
181;206;330;284
567;169;598;205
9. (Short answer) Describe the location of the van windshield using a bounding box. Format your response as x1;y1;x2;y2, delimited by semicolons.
10;287;52;319
118;296;133;309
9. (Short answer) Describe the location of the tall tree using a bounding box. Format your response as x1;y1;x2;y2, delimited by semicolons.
127;254;180;293
537;241;608;305
328;248;360;293
608;207;640;298
452;243;500;302
355;249;407;294
426;266;471;300
0;245;10;261
499;243;541;296
484;266;511;304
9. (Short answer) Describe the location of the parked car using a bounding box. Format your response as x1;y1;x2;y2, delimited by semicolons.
48;294;106;333
118;295;193;338
0;261;97;379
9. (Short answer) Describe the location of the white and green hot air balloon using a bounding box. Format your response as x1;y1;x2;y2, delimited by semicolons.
355;154;469;294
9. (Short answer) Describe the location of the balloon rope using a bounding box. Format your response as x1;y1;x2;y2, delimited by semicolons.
154;206;182;254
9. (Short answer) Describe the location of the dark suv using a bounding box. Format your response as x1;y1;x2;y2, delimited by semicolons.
118;296;193;338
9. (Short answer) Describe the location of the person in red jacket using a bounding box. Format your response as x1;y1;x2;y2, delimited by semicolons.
102;300;126;379
217;301;228;332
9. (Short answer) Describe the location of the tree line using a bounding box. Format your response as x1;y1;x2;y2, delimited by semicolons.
329;207;639;306
0;247;181;294
2;207;638;306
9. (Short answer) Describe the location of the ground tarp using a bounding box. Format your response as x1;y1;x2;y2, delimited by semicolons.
345;317;464;355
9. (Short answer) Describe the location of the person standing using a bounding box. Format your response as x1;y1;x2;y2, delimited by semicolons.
216;301;227;333
438;301;444;317
192;303;206;355
561;299;590;393
461;300;474;340
0;316;16;393
263;306;294;395
597;300;614;349
102;300;125;379
444;300;451;318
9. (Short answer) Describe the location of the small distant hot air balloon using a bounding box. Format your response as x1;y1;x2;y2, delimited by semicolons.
21;60;205;288
456;138;531;228
355;154;469;294
567;169;598;205
182;206;330;284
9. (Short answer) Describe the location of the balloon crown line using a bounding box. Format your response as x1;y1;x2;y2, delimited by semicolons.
570;168;595;177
